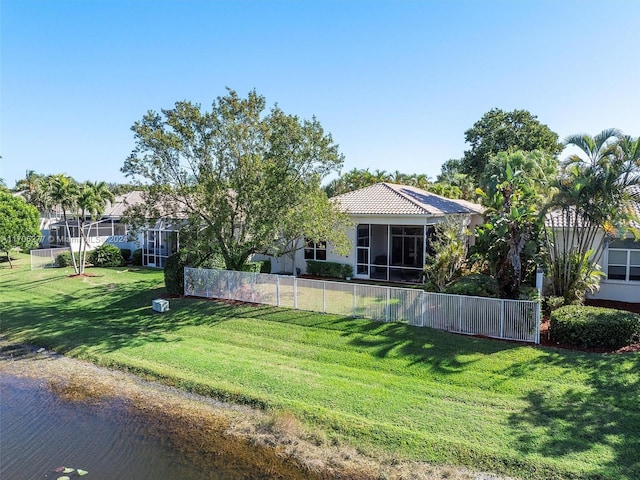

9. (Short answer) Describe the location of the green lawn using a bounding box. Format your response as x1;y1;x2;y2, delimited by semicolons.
2;254;639;480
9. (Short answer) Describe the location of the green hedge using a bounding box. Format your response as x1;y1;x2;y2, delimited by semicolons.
443;274;500;298
90;244;124;267
306;260;352;279
164;252;185;296
132;248;143;266
550;305;640;349
242;260;271;273
56;251;86;268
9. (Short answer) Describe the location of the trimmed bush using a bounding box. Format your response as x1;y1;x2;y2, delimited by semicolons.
242;260;271;273
132;248;143;266
164;252;186;295
120;248;132;262
90;243;124;267
341;264;353;279
443;273;500;298
550;305;640;349
306;260;348;278
56;251;86;268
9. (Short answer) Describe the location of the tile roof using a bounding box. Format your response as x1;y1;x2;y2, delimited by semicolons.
331;183;484;216
545;185;640;229
103;191;146;217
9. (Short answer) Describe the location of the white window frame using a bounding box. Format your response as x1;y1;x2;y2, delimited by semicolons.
606;239;640;282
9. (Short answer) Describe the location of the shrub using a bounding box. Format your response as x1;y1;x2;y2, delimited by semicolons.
132;248;143;266
90;244;124;267
550;305;640;349
242;260;271;273
120;248;132;262
443;273;500;298
306;260;347;278
341;264;353;279
164;252;186;295
164;250;226;295
56;251;86;268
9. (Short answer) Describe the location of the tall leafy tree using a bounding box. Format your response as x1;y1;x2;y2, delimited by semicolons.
0;191;41;268
542;130;640;303
122;89;349;270
476;150;557;298
461;108;563;179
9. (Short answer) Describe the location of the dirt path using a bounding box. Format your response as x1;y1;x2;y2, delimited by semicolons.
0;340;517;480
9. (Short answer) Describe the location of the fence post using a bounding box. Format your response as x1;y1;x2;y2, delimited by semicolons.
421;290;426;327
385;287;390;322
251;272;256;303
535;299;541;344
227;270;231;300
353;284;357;317
323;281;326;313
458;296;463;333
500;299;505;339
294;276;298;310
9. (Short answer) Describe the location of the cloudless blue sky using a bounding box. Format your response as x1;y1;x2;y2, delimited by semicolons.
2;0;639;188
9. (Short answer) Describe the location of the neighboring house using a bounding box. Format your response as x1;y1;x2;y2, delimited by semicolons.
266;182;484;283
589;185;640;303
46;191;179;268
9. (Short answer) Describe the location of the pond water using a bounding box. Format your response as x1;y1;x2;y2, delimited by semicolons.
0;374;310;480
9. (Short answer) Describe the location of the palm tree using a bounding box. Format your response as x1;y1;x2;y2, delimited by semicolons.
75;181;115;274
543;130;640;303
49;174;80;273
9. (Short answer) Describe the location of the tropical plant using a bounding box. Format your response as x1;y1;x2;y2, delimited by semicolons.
423;215;469;292
542;129;640;304
476;150;556;298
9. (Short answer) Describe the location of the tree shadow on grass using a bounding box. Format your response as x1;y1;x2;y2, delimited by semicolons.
233;302;521;374
0;281;239;355
506;348;640;479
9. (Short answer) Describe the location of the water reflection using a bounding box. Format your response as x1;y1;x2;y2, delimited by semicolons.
0;375;311;480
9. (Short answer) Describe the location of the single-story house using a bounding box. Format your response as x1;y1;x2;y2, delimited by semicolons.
588;185;640;303
44;191;179;268
265;182;485;283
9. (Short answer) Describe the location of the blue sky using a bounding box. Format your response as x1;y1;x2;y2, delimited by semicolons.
2;0;639;188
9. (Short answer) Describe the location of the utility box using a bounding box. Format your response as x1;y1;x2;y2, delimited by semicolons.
152;299;170;313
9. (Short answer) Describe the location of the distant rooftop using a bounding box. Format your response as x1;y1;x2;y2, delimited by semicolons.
331;182;484;216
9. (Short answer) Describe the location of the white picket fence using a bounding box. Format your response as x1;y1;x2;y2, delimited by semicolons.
30;247;71;270
184;268;541;344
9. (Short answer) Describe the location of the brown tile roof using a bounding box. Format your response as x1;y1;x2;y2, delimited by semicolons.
332;183;484;216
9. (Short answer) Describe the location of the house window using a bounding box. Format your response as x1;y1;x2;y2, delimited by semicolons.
304;240;327;261
607;239;640;282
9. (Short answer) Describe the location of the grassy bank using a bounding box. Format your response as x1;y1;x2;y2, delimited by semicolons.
2;254;639;479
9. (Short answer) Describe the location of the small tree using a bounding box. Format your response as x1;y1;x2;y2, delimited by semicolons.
423;215;469;292
0;192;40;268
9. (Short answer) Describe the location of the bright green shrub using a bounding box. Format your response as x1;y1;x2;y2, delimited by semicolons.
443;273;500;298
306;260;348;278
132;248;143;266
550;305;640;349
90;244;124;267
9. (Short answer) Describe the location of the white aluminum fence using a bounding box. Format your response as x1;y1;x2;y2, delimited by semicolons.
30;247;71;270
184;268;541;344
